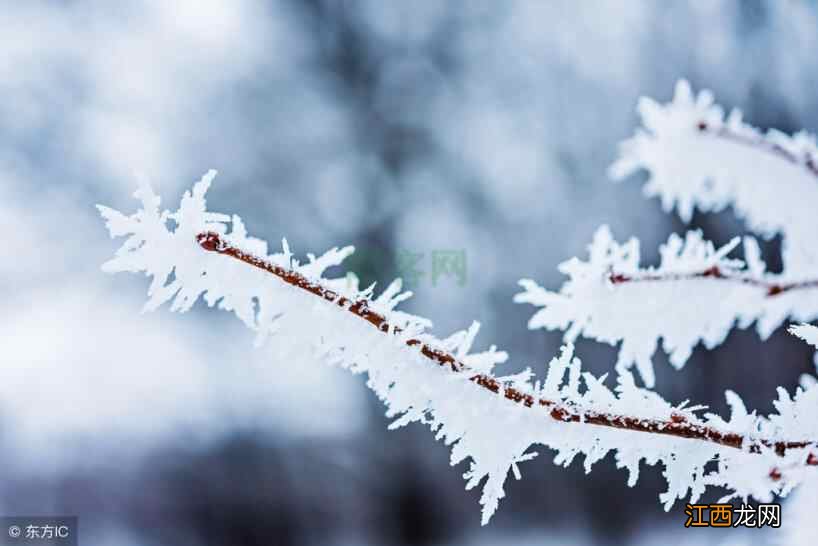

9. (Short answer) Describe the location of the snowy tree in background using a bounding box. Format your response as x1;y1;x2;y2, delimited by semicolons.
99;81;818;527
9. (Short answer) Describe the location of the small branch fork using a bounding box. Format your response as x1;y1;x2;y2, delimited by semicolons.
197;231;817;477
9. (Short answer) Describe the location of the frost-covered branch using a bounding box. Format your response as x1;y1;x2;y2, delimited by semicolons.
196;230;817;458
195;231;463;373
610;79;818;271
518;82;818;387
99;172;818;524
515;227;818;386
609;262;818;297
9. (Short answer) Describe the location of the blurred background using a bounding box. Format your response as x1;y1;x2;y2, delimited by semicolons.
2;1;818;544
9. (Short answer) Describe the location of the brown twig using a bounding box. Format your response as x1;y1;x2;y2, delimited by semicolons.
697;120;818;178
196;231;817;471
609;266;818;297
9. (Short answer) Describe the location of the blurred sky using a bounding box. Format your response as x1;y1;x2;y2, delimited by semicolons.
3;1;818;545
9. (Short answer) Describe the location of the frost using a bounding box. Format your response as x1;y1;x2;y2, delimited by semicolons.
516;227;818;387
789;323;818;349
610;79;818;271
790;323;818;374
514;82;818;387
99;172;818;524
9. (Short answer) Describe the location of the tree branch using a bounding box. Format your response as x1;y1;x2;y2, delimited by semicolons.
197;231;818;470
696;120;818;179
609;265;818;297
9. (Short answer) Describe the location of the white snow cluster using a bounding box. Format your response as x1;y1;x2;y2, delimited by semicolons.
610;79;818;271
99;171;817;524
515;227;818;387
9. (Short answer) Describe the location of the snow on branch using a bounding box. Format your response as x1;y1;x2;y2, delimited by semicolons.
515;227;818;387
99;172;818;524
610;79;818;270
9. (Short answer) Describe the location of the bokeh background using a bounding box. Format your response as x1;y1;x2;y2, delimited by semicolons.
2;1;818;544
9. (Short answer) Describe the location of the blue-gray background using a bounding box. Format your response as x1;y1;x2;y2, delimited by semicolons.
2;1;816;544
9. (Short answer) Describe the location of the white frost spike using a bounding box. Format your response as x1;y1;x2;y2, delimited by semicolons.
790;323;818;374
516;226;818;387
743;236;765;277
611;79;818;271
789;323;818;349
100;172;817;524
